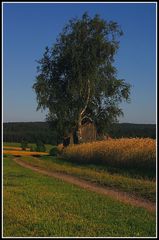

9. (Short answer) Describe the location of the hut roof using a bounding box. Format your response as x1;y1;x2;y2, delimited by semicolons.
81;116;93;125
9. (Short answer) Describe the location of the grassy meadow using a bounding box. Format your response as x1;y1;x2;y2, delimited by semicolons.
3;155;156;237
17;155;156;202
3;138;156;237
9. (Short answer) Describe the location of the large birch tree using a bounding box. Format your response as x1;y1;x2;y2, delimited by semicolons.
33;12;131;143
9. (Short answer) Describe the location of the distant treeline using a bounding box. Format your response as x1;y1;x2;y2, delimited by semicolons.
3;122;58;145
3;122;156;145
108;123;156;139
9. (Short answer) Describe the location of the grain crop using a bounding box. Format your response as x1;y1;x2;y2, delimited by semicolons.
60;138;156;172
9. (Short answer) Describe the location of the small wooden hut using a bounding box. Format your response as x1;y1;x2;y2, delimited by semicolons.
65;118;97;146
79;118;96;143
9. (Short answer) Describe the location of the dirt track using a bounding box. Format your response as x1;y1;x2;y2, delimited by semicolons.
13;158;156;213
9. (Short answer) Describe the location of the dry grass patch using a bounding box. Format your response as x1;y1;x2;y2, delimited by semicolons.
3;150;48;156
3;146;30;151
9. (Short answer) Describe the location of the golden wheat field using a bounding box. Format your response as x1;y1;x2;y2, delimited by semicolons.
3;145;48;156
3;149;48;156
60;138;156;172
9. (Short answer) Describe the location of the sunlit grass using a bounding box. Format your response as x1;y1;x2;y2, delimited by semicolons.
3;155;156;237
19;155;156;202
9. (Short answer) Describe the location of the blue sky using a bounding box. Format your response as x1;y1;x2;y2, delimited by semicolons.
3;2;156;123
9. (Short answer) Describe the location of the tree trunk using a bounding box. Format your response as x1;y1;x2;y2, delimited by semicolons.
77;113;82;143
73;128;79;144
77;79;91;143
63;136;70;147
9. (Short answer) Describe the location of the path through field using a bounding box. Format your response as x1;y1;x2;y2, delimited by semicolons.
13;157;156;213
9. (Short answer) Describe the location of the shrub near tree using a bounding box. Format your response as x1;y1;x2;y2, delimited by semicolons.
35;141;46;152
30;146;35;152
21;140;28;150
49;146;58;156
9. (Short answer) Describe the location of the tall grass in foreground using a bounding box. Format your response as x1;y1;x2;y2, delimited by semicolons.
60;138;156;173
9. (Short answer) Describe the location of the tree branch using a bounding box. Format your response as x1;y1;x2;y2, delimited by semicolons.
81;115;93;123
80;79;90;117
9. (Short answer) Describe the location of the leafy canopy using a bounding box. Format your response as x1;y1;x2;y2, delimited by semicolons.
33;12;131;136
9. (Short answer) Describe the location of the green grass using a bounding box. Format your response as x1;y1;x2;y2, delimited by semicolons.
3;142;53;152
18;155;156;202
3;155;156;237
3;142;21;147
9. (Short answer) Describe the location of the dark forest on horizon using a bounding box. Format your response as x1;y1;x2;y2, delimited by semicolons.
3;122;156;145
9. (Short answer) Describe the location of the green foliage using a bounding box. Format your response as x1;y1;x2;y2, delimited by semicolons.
35;141;46;152
21;140;28;150
109;123;156;139
3;122;156;146
30;146;35;152
33;12;131;138
3;122;57;145
49;146;58;156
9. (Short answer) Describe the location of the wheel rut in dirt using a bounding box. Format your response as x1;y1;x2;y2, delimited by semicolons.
13;158;156;213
